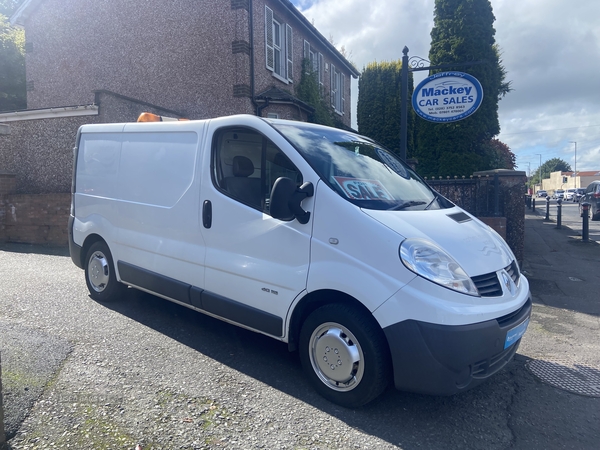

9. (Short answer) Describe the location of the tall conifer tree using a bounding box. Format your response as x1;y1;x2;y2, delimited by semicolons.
416;0;510;177
357;61;414;156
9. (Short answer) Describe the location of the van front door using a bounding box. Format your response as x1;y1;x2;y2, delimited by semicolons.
199;124;312;338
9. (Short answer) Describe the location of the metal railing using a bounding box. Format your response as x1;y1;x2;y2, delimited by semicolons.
425;175;503;218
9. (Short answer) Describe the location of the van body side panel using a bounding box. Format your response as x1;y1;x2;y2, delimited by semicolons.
113;127;206;288
307;182;414;312
73;122;208;290
199;118;314;335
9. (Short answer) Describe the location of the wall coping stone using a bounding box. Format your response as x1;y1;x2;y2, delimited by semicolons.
473;169;527;178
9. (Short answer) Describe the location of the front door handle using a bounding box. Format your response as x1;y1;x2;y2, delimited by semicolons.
202;200;212;229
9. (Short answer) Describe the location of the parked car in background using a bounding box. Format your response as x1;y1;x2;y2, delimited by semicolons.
574;188;586;202
552;189;565;200
536;190;547;198
564;189;577;201
579;181;600;221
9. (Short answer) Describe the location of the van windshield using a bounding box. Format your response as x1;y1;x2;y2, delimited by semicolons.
270;121;452;211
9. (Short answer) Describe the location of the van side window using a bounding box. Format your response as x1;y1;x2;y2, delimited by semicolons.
212;127;302;214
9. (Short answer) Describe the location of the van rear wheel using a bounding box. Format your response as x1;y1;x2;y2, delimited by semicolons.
85;241;125;302
299;303;391;408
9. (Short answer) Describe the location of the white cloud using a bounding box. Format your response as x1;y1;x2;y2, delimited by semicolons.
293;0;600;173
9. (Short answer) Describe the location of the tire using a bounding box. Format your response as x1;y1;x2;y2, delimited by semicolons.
299;303;391;408
84;241;125;302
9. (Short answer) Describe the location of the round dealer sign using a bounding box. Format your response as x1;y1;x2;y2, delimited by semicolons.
412;71;483;123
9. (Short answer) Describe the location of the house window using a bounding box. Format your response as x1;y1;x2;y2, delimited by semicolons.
330;65;345;115
318;53;324;88
265;6;293;83
267;113;279;119
303;40;322;87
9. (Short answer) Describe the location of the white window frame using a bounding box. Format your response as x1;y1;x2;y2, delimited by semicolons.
265;6;293;84
272;18;284;79
303;40;320;77
318;53;324;89
330;64;336;109
330;65;345;115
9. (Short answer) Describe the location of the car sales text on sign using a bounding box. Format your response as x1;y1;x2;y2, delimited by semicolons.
412;72;483;123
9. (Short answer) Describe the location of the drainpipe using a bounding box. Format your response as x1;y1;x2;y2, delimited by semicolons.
256;98;270;117
249;0;259;115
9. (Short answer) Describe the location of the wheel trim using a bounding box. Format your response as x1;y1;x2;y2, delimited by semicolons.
88;251;110;292
309;322;364;392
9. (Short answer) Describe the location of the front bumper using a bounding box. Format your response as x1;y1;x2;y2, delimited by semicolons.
383;297;532;395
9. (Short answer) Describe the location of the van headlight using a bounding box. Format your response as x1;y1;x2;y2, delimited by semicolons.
400;238;479;296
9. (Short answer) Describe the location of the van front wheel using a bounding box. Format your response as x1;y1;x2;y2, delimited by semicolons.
85;241;124;302
299;303;391;408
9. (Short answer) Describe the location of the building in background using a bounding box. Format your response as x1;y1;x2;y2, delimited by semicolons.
539;171;600;196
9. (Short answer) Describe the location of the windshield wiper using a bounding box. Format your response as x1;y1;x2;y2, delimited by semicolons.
388;201;426;211
424;195;439;210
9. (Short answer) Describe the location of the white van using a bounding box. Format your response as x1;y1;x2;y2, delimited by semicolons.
69;114;531;407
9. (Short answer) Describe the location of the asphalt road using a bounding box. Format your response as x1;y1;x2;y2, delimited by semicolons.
1;240;599;449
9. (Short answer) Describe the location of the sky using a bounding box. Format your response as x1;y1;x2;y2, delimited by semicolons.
291;0;600;175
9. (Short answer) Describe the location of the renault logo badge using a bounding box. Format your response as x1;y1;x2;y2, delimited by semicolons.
501;271;514;295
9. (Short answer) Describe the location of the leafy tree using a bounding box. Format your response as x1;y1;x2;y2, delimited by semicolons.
415;0;511;177
530;158;571;187
481;139;516;169
357;60;415;157
295;58;335;127
0;12;26;112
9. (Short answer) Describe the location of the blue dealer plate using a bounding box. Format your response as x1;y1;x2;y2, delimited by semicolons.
504;318;530;349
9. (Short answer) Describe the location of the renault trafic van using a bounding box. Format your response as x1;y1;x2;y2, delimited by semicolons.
69;114;531;407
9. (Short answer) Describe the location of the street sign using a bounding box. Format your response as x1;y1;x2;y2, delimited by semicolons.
412;71;483;123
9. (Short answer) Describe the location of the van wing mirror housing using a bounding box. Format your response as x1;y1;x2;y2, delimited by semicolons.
270;177;314;224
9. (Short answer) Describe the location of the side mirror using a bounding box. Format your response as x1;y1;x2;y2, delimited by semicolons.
270;177;314;224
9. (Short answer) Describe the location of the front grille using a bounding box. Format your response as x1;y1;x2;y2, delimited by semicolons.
505;260;520;286
472;261;520;297
472;272;502;297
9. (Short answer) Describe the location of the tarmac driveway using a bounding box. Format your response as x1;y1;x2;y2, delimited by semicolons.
1;234;599;449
